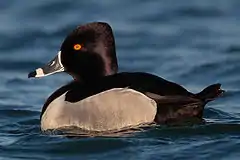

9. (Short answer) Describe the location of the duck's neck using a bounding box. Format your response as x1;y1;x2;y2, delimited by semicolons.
70;68;116;82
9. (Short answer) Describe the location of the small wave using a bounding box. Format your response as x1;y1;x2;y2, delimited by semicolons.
225;45;240;53
0;109;39;118
0;60;43;71
204;108;239;120
175;6;224;18
140;123;240;139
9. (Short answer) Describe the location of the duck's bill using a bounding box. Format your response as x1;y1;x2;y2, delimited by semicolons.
28;51;65;78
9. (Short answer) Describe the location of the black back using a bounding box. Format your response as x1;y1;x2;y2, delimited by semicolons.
41;72;193;118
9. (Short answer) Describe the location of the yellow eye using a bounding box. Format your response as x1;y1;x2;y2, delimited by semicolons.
73;44;82;50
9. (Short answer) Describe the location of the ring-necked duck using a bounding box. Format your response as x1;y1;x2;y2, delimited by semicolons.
28;22;224;132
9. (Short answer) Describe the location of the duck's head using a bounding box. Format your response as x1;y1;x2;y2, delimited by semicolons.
28;22;118;81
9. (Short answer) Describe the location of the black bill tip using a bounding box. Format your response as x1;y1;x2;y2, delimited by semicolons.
28;71;36;78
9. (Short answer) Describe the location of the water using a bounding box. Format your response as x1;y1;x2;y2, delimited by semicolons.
0;0;240;159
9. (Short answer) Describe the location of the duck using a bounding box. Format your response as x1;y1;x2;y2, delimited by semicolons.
28;22;224;132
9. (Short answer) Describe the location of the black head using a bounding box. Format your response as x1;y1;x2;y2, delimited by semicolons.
28;22;118;81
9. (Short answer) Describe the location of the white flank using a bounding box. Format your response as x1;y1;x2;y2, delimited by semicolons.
41;88;157;132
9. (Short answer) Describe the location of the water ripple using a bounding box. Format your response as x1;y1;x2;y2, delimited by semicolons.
0;0;240;159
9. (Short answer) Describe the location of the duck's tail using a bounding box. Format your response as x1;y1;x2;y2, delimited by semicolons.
196;83;224;103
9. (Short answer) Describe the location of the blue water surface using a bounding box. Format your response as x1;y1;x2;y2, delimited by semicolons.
0;0;240;159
